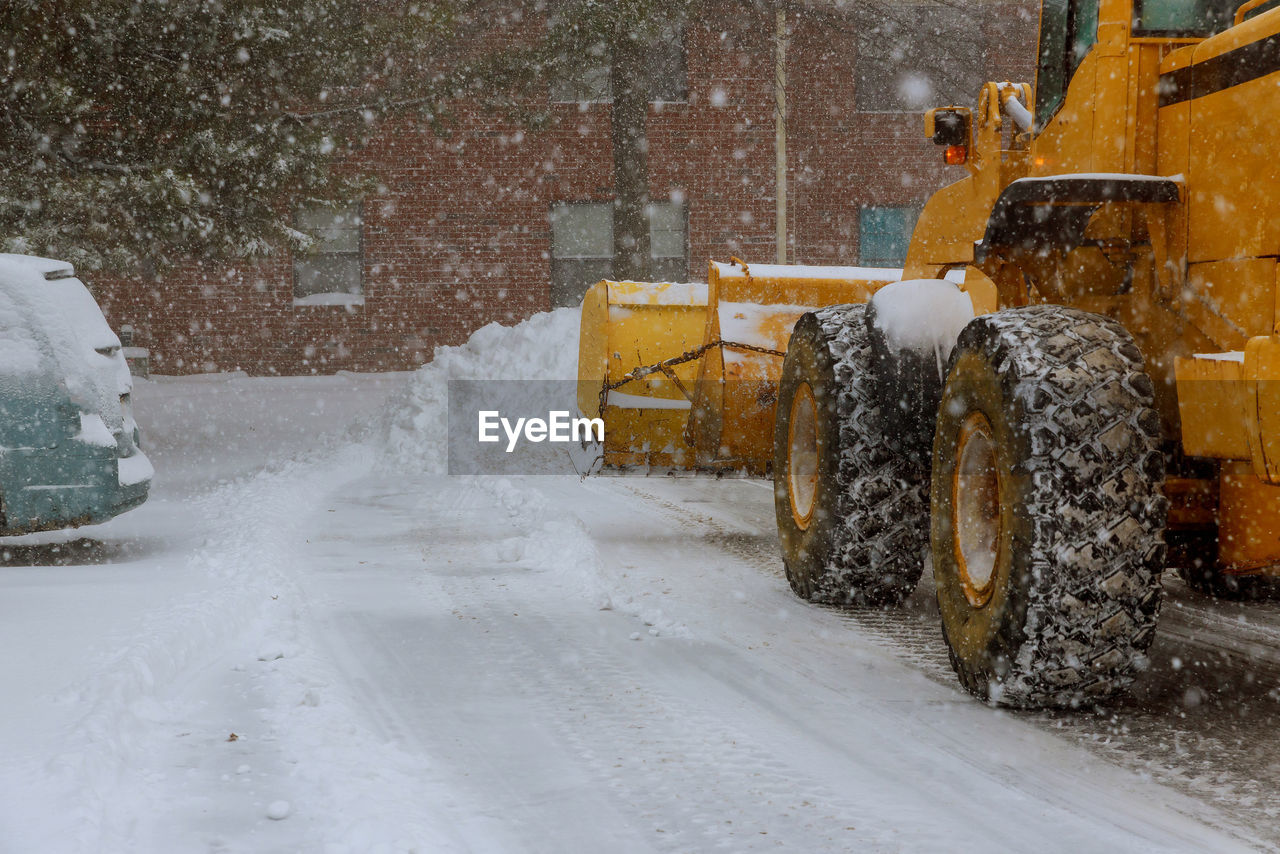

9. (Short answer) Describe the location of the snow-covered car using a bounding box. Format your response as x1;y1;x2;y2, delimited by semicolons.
0;254;152;533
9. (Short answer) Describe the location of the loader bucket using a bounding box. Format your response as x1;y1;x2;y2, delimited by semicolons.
684;261;901;474
577;279;710;469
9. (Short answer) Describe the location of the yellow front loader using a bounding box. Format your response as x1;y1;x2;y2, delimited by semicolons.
769;0;1280;709
579;0;1280;710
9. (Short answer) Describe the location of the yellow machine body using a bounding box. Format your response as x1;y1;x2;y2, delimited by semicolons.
578;0;1280;572
902;0;1280;574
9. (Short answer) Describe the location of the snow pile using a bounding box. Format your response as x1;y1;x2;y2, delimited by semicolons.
869;279;975;381
379;308;688;635
383;308;583;473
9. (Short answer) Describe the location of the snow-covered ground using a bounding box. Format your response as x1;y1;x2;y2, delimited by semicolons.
1;312;1279;852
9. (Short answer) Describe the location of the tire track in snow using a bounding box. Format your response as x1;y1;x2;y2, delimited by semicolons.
554;478;1254;850
610;477;1280;847
613;481;955;676
439;600;881;852
286;478;657;853
43;445;379;852
396;482;892;853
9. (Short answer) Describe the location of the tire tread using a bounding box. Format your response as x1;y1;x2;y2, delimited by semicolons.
944;306;1167;708
781;305;929;607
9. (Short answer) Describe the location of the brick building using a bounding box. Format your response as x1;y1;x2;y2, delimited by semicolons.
94;1;1037;376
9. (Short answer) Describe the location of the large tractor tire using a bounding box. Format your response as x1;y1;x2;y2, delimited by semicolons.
931;306;1167;708
773;305;928;607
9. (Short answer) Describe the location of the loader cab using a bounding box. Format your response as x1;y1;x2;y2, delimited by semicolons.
1131;0;1246;35
1034;0;1244;133
1034;0;1099;132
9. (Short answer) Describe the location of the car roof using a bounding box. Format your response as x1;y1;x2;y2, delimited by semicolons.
0;253;75;282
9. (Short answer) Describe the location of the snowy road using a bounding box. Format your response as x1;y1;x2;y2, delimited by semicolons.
2;336;1280;849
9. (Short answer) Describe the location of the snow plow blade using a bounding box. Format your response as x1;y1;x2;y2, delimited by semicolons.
683;261;900;474
577;262;901;472
577;279;710;469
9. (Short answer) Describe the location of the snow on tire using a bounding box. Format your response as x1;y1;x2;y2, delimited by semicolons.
773;304;928;607
931;306;1167;709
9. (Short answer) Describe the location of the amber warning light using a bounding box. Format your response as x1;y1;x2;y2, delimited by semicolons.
945;145;968;166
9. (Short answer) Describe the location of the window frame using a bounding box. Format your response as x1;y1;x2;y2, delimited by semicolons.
550;201;614;308
647;200;689;283
858;204;918;268
1034;0;1101;133
549;21;688;105
549;44;613;104
292;201;365;307
549;199;690;306
1131;0;1244;37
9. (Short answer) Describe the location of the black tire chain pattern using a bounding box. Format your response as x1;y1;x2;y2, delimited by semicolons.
805;304;930;606
954;306;1168;707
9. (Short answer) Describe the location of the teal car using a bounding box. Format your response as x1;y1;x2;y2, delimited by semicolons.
0;254;151;533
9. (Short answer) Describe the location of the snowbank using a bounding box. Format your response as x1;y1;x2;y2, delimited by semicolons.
383;308;583;474
378;308;687;644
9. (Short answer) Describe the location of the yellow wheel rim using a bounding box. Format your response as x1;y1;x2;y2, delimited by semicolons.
953;411;1001;608
787;382;819;530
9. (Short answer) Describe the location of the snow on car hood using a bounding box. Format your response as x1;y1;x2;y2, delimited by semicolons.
0;254;127;433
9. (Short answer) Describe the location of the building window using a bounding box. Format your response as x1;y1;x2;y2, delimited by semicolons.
859;206;917;267
550;43;613;103
551;202;613;308
647;21;688;102
294;203;363;306
550;200;688;307
648;201;688;283
855;8;986;112
550;21;687;103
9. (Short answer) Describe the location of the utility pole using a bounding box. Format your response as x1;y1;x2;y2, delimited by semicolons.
774;6;788;265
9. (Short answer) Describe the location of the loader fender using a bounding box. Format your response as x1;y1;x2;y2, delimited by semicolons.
865;279;975;451
974;174;1182;263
